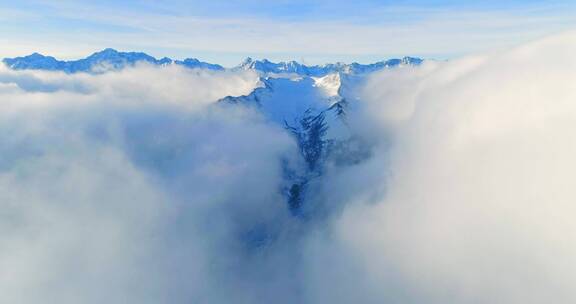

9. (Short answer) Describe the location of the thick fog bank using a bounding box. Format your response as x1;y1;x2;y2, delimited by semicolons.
1;31;576;303
307;31;576;304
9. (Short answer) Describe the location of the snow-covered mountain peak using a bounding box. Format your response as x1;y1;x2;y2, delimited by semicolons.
27;52;47;58
238;57;253;69
219;73;354;142
91;48;118;56
312;73;341;97
3;52;62;71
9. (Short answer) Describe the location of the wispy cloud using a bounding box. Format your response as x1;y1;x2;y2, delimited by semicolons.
1;1;575;65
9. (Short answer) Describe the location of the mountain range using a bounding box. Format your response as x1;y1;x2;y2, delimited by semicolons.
2;48;422;76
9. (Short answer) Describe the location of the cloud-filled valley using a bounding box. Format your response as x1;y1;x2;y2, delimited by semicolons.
1;31;576;304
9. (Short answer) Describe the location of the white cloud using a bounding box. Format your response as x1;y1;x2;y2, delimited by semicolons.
1;30;576;303
303;31;576;304
0;64;304;303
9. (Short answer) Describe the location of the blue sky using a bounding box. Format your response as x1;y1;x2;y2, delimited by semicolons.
1;0;575;66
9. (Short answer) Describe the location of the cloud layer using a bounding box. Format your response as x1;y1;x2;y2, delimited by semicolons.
306;31;576;304
1;31;576;303
0;63;305;303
